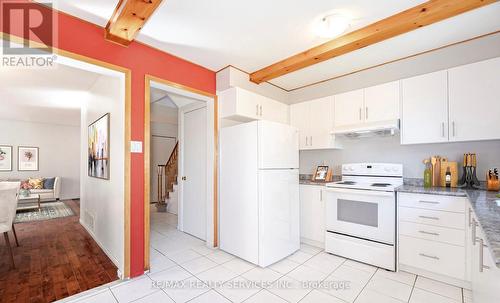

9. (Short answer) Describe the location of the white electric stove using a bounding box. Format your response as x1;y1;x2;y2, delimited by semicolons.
324;163;403;271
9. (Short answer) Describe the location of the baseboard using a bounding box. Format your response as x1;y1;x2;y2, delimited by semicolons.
300;237;324;249
399;264;472;289
79;219;121;274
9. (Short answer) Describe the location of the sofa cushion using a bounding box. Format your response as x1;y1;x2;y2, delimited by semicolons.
28;178;43;189
44;177;56;189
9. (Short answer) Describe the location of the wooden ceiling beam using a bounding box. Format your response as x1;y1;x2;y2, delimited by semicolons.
105;0;164;46
250;0;497;84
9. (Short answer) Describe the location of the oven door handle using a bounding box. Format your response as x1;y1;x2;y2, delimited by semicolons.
324;187;395;197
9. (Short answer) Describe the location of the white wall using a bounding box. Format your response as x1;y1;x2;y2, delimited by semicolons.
0;119;80;199
299;136;500;181
80;74;125;275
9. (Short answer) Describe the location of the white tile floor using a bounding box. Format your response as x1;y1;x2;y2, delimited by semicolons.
59;210;473;303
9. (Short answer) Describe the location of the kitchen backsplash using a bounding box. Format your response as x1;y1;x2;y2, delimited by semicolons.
299;136;500;181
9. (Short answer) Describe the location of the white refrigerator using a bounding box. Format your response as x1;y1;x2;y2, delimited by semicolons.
220;120;300;267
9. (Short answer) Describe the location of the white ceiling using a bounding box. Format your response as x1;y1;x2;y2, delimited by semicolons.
0;65;101;126
49;0;500;90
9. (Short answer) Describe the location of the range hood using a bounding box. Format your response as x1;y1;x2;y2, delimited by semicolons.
332;119;400;138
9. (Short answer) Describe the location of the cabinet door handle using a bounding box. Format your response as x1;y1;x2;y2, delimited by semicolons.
305;136;308;146
365;107;368;120
468;208;472;227
260;105;263;116
418;230;440;236
310;136;313;146
419;200;440;204
479;238;490;272
320;190;323;201
359;108;362;120
452;121;456;137
419;253;440;260
256;105;259;116
441;122;445;137
472;218;478;246
419;215;439;220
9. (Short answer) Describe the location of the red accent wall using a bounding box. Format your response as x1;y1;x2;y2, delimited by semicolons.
1;0;216;277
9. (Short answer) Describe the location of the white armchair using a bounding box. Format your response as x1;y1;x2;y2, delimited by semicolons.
0;181;21;269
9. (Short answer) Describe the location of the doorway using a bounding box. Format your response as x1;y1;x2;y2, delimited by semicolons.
0;42;129;302
145;77;217;271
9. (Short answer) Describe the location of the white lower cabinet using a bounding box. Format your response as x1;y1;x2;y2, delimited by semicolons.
398;192;468;285
399;192;500;300
470;213;500;303
299;184;325;246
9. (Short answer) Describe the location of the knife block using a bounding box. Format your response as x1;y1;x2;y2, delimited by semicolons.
487;175;500;191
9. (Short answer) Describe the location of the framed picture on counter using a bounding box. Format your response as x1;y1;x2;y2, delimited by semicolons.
313;165;329;181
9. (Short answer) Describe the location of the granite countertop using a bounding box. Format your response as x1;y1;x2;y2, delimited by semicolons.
396;185;500;268
299;174;340;186
299;179;329;186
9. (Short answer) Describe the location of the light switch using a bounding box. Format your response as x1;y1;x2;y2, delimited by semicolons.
130;141;143;153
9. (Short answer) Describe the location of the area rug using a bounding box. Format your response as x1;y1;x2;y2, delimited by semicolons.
15;201;75;223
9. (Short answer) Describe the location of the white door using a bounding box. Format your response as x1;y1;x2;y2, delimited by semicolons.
334;89;364;128
259;169;300;267
309;96;334;149
258;121;299;169
182;106;207;240
401;70;449;144
448;57;500;142
290;101;310;150
364;81;400;123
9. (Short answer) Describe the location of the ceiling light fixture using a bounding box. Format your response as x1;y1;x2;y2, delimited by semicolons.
314;13;351;38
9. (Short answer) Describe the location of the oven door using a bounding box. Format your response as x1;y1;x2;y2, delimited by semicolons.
325;188;395;245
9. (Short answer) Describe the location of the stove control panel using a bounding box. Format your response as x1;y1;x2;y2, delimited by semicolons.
342;163;403;177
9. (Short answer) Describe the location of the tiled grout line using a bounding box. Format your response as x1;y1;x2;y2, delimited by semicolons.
152;214;472;303
407;270;418;303
349;264;378;303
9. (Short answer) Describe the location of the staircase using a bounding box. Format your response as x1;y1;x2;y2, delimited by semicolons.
156;141;178;212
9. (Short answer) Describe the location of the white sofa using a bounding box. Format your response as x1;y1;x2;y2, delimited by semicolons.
30;177;61;201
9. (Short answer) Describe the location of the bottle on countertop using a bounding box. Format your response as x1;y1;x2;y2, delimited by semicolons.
445;167;452;188
424;159;432;188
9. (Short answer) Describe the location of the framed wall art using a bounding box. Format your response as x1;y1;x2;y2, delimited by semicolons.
88;113;110;179
18;146;39;171
0;145;13;171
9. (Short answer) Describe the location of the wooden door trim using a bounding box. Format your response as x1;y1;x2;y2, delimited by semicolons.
144;75;218;271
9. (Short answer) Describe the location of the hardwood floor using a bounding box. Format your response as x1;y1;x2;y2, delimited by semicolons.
0;200;118;303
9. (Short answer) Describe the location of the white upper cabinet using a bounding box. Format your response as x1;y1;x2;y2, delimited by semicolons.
290;101;310;149
401;70;449;145
218;87;288;124
333;82;400;130
364;81;400;123
448;57;500;142
334;89;364;128
260;94;289;124
290;96;340;150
